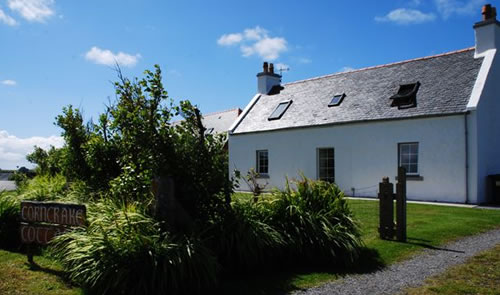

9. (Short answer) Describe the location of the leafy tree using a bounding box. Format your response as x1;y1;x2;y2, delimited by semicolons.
45;65;233;229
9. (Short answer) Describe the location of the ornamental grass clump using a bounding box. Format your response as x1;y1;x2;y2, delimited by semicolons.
206;200;285;272
268;177;362;266
50;200;218;295
18;174;67;201
0;191;20;249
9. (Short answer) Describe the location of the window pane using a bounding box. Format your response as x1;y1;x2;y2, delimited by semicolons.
401;144;410;154
410;143;418;154
269;101;292;120
401;154;410;164
410;154;418;165
318;148;335;183
409;164;418;173
256;150;269;174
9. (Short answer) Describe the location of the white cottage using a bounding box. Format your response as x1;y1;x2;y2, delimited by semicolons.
228;4;500;204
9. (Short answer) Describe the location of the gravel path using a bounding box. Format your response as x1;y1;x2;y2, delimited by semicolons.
294;228;500;295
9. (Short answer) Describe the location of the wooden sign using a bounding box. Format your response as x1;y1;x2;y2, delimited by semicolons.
20;201;86;245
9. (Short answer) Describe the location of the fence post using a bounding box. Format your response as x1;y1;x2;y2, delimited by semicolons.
396;167;407;242
379;177;395;239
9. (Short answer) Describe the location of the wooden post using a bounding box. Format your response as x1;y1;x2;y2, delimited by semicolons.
378;177;395;239
27;244;34;264
396;167;407;242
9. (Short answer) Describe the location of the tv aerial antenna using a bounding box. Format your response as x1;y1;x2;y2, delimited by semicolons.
278;66;290;76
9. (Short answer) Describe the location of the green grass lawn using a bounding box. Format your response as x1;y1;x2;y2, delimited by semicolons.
221;196;500;294
0;250;83;295
403;244;500;295
1;197;499;295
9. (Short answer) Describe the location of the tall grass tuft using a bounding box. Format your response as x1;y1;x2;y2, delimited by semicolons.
50;200;218;295
18;174;67;201
268;177;362;266
0;191;20;249
206;200;285;272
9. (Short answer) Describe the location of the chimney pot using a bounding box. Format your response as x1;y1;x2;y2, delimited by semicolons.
474;3;500;56
269;63;274;74
263;62;269;73
482;4;495;21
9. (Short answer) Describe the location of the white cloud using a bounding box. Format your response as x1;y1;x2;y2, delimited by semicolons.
243;26;267;40
240;36;288;60
1;80;17;86
375;8;436;24
8;0;54;23
0;8;18;26
85;46;141;67
217;26;288;61
0;130;63;169
217;33;243;46
435;0;485;19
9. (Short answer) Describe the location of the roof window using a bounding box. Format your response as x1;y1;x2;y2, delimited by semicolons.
328;93;345;107
390;82;420;109
268;100;292;120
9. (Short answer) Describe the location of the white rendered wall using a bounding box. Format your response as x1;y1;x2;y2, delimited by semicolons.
229;115;467;203
474;50;500;204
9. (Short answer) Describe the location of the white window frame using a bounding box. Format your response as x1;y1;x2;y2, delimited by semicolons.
256;150;269;175
398;142;419;175
317;147;335;183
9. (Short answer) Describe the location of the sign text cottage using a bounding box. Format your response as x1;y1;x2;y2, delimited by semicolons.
20;201;86;245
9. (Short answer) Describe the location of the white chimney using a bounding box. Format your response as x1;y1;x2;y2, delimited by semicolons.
474;4;500;56
257;62;281;94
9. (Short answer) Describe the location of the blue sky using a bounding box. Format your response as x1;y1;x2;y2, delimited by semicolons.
0;0;496;169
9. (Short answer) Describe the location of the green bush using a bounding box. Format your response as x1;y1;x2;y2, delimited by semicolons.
0;192;20;249
268;177;362;266
51;200;218;295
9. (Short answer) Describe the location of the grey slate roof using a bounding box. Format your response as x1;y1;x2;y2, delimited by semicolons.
232;48;484;134
203;108;241;134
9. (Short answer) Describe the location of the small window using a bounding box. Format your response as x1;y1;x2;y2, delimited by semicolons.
268;100;292;120
399;142;419;175
256;150;269;174
391;82;420;109
317;148;335;183
328;93;345;107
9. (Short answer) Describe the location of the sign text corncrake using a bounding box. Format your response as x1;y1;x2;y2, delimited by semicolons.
20;201;86;245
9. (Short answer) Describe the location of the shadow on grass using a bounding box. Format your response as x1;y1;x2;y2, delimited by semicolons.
26;261;65;277
217;247;385;295
25;260;88;294
393;237;465;254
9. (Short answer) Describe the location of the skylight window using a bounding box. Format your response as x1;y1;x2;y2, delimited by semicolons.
390;82;420;109
268;100;292;121
328;93;345;107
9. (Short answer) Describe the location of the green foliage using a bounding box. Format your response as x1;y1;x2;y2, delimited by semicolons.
240;168;268;197
9;171;28;187
206;200;284;272
26;146;64;176
267;177;362;266
45;65;233;217
18;174;67;201
51;201;218;295
55;106;90;181
0;192;20;249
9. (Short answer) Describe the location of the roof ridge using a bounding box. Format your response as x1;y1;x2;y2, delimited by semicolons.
284;47;475;86
204;107;242;117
